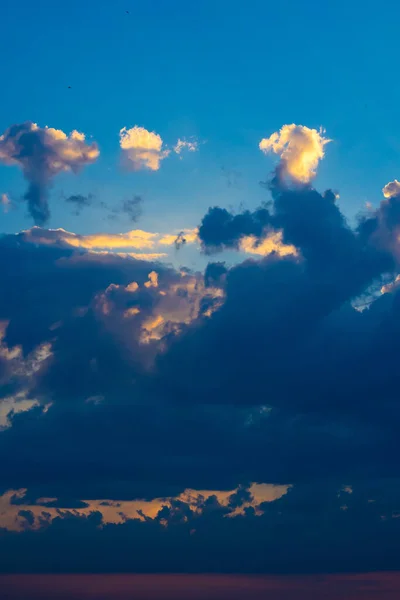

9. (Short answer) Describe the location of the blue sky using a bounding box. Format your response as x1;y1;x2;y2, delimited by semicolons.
1;0;400;236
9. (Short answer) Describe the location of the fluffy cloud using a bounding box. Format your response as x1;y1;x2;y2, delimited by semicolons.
0;122;99;224
119;127;200;171
119;126;170;171
383;179;400;199
259;123;330;183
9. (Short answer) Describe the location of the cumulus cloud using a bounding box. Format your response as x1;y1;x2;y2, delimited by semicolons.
0;122;99;224
259;123;330;183
119;126;170;171
383;179;400;199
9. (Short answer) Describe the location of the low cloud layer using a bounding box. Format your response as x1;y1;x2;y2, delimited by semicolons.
0;122;99;224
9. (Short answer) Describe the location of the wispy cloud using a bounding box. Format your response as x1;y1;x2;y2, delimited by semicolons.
173;138;199;155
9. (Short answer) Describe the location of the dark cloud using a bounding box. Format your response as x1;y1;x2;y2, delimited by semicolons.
0;122;99;224
65;193;95;215
121;195;143;222
2;169;400;573
173;231;187;250
106;195;143;222
198;205;272;252
2;481;400;574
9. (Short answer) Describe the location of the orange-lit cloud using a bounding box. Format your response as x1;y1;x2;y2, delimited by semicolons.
95;269;226;346
382;179;400;199
19;226;199;259
21;226;158;250
259;123;330;183
0;322;52;429
239;231;297;257
20;226;285;261
0;483;289;532
119;126;170;171
381;274;400;294
144;271;159;288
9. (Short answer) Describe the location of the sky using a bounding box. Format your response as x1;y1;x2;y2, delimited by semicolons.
3;0;400;598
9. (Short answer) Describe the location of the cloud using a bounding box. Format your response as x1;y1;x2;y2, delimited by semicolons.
173;138;199;155
1;193;12;213
119;126;170;171
19;226;158;251
0;122;99;224
383;179;400;199
3;153;400;576
259;123;330;183
158;228;199;248
17;226;200;259
239;232;297;257
120;195;143;222
2;481;400;574
65;193;95;215
198;206;272;252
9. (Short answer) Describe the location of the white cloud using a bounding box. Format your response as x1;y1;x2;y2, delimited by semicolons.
259;123;330;183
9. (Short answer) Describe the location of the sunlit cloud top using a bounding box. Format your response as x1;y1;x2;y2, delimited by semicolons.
119;126;170;171
259;123;331;183
382;179;400;199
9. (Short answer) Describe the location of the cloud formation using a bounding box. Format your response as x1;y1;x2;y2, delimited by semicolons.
120;195;143;222
259;123;330;183
0;122;99;224
65;193;95;215
4;129;400;575
173;138;199;155
119;126;169;171
382;179;400;199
